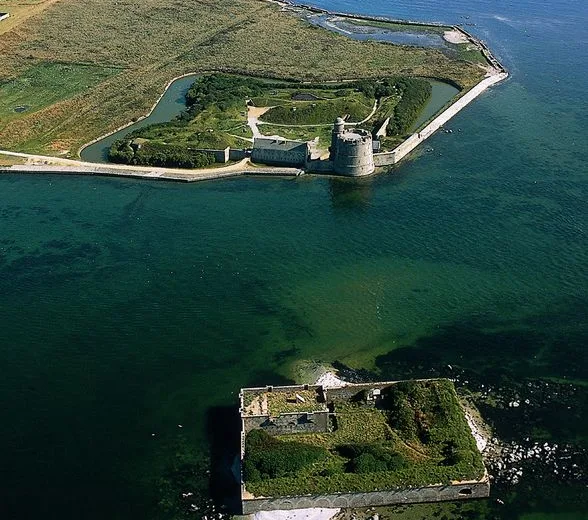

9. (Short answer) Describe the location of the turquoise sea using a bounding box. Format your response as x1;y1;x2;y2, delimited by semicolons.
1;0;587;519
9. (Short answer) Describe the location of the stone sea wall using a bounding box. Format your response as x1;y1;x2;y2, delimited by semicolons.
242;478;490;514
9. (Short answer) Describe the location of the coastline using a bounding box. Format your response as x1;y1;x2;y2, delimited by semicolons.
0;154;304;183
1;3;508;183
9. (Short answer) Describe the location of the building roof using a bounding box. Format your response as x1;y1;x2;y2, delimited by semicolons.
253;137;309;153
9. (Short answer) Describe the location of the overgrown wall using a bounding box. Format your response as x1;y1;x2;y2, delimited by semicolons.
242;411;329;435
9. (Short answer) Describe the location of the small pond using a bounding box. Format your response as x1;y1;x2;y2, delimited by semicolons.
308;15;451;49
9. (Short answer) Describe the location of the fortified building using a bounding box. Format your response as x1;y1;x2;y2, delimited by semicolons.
239;379;490;514
251;118;376;177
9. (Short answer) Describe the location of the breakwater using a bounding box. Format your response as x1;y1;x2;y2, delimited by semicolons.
374;71;508;167
0;153;303;183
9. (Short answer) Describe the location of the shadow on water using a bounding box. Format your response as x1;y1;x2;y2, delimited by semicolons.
373;302;588;383
207;406;242;514
206;372;295;514
329;176;374;209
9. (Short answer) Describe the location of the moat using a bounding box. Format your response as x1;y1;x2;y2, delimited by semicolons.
80;76;460;165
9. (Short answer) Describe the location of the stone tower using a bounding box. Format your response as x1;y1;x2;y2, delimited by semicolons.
332;125;375;177
330;117;345;161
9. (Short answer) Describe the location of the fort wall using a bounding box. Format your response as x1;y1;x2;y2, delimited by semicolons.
251;138;309;167
242;411;329;435
242;477;490;514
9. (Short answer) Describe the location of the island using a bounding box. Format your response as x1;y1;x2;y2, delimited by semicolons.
239;378;489;514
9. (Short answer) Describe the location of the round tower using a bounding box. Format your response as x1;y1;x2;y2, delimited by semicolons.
333;129;375;176
330;117;345;161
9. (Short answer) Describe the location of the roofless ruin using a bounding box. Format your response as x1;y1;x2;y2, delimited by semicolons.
238;378;489;514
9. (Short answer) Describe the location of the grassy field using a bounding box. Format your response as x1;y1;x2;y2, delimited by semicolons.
0;62;120;124
244;379;485;497
0;0;485;156
259;93;373;125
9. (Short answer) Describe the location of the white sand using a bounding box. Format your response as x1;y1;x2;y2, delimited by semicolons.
315;371;347;388
443;29;469;44
254;508;340;520
465;411;488;452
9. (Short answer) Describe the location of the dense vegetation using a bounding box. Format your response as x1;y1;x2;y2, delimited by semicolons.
387;78;433;134
107;73;437;167
108;140;215;169
360;77;433;136
184;74;268;118
244;379;485;497
243;430;329;482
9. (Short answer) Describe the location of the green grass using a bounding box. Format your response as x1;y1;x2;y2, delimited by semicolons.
259;94;372;125
0;0;485;155
261;125;333;151
456;43;488;64
0;62;119;125
244;379;485;497
266;390;326;415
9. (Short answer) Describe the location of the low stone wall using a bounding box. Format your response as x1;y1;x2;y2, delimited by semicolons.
373;151;396;167
242;411;329;435
242;478;490;514
372;72;507;169
391;73;507;164
193;147;229;163
229;148;248;161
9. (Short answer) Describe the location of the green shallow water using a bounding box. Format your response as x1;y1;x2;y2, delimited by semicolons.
1;0;587;519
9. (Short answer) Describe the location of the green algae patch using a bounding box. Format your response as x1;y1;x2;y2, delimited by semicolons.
243;379;485;497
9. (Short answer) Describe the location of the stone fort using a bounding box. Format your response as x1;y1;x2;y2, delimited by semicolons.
239;380;490;514
251;117;376;177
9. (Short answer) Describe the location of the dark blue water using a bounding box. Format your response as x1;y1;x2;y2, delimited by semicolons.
1;1;587;519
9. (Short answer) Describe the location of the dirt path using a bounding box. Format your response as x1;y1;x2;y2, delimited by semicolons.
350;99;378;126
247;106;272;137
0;0;60;36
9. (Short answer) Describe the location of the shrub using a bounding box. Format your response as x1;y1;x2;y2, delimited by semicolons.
185;74;268;116
338;443;407;473
108;140;216;168
244;430;329;481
